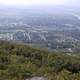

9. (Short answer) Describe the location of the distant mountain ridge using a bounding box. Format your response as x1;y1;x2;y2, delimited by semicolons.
0;5;79;15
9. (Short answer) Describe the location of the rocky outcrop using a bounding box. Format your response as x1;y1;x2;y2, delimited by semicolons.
26;77;48;80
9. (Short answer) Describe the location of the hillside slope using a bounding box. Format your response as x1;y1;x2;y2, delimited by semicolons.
0;40;80;80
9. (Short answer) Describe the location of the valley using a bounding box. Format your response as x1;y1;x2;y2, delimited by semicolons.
0;13;80;53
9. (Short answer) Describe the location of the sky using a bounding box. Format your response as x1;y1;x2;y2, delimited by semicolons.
0;0;79;7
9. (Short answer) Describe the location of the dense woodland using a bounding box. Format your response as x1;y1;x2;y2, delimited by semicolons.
0;40;80;80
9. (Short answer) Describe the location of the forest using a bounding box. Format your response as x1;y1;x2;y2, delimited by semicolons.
0;40;80;80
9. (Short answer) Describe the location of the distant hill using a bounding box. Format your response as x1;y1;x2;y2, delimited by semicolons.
0;5;79;15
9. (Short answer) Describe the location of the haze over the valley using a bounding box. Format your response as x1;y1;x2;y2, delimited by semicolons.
0;0;80;7
0;0;80;53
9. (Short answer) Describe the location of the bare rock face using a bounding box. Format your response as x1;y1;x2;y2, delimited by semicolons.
26;77;48;80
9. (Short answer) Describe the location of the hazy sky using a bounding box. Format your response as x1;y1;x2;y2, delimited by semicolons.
0;0;79;7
